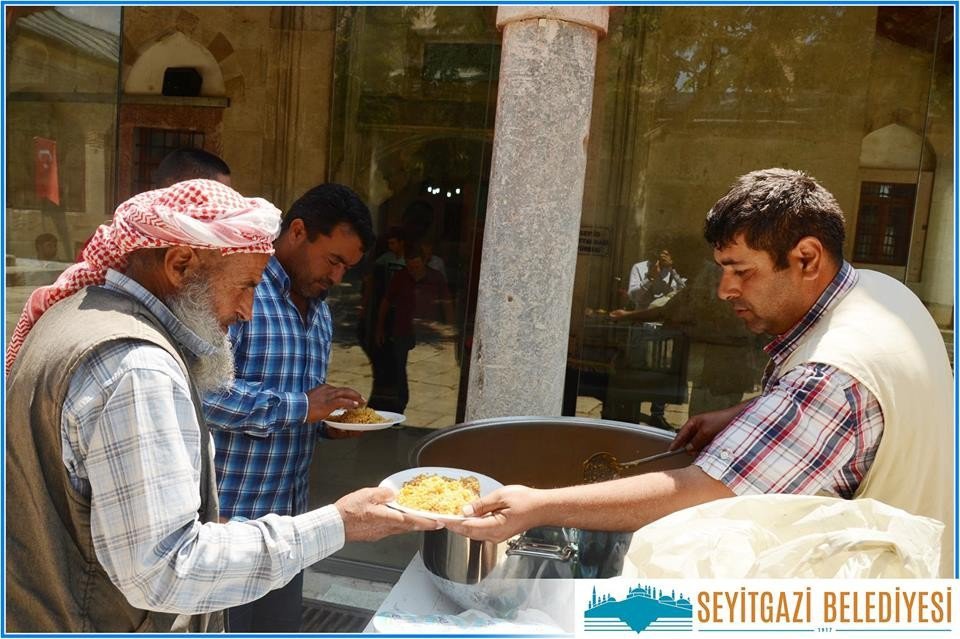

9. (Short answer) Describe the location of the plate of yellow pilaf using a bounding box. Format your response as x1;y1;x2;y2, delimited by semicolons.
323;407;405;432
379;467;504;521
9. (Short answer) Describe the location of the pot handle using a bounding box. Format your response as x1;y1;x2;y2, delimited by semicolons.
506;537;577;563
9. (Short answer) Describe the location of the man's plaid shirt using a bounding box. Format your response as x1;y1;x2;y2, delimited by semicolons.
695;262;883;499
61;270;343;613
203;255;333;519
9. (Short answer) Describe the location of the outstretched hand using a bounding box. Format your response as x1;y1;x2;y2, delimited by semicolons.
442;485;546;543
335;487;442;542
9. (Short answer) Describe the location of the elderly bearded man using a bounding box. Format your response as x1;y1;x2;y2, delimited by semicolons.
5;180;439;633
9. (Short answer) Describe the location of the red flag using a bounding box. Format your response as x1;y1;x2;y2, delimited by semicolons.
34;137;60;206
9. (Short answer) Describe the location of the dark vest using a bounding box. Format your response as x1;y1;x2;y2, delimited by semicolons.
5;286;222;632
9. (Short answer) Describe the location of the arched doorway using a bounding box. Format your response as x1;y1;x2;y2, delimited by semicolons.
852;122;936;283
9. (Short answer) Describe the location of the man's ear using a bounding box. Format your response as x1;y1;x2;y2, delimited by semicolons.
792;236;825;280
287;218;307;242
163;246;202;289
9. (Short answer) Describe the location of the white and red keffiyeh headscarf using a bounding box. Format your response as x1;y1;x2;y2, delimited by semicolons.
6;179;282;372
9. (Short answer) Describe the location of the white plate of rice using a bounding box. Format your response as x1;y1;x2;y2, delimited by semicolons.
323;407;405;432
379;466;503;521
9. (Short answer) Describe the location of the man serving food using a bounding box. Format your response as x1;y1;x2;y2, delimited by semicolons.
445;168;954;577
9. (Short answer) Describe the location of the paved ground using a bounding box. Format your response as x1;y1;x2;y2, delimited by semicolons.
326;340;691;430
326;341;462;429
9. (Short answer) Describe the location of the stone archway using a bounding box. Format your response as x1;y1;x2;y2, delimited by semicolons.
854;123;936;283
117;31;231;201
859;122;936;171
125;31;225;95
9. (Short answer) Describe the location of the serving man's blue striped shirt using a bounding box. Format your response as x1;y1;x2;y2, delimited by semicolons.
203;255;332;518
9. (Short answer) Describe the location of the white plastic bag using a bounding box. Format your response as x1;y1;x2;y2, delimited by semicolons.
621;495;943;578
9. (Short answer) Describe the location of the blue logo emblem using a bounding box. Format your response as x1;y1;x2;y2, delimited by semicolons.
584;584;693;632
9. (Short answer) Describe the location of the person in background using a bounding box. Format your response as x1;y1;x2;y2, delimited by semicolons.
6;180;439;633
72;148;233;263
15;233;67;286
33;232;59;261
153;147;232;188
421;237;447;280
611;257;764;418
374;243;454;413
376;225;408;274
618;247;688;428
446;168;953;577
628;248;686;310
201;183;383;633
360;226;407;411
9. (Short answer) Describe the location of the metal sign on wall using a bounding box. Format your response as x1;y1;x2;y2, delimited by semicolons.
579;225;611;256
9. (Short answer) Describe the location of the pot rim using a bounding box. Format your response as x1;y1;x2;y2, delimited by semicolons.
410;415;675;468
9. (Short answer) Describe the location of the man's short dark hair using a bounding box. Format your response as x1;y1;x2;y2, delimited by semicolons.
385;226;405;242
405;241;424;262
154;148;231;188
704;168;846;269
34;233;57;250
281;183;375;252
646;247;670;262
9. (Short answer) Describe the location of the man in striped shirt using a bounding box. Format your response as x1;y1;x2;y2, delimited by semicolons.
202;183;382;632
446;169;952;575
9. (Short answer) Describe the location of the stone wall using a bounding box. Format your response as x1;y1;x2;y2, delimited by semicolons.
574;6;953;330
121;6;337;210
6;20;119;260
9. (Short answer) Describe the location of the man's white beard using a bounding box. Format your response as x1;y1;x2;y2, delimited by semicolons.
166;274;236;393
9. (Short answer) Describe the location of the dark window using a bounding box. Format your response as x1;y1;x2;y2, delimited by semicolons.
421;42;501;86
162;67;203;97
132;127;205;193
853;181;917;265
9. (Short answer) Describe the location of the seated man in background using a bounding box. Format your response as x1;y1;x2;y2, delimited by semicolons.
627;247;686;309
15;233;66;286
619;246;688;427
446;168;954;577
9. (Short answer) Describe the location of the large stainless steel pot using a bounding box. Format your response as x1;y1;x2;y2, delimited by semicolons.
411;416;690;615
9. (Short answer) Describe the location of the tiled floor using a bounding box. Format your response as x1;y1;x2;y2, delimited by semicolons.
326;341;462;430
302;570;392;612
326;339;693;431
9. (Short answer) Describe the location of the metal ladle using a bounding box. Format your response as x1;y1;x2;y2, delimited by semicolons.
582;448;689;483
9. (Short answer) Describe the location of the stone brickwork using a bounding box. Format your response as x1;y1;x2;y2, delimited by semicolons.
121;6;337;209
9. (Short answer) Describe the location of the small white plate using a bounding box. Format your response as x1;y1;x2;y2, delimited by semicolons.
323;409;405;432
379;466;503;521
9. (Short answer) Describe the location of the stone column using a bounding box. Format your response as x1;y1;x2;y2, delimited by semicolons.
465;6;609;420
